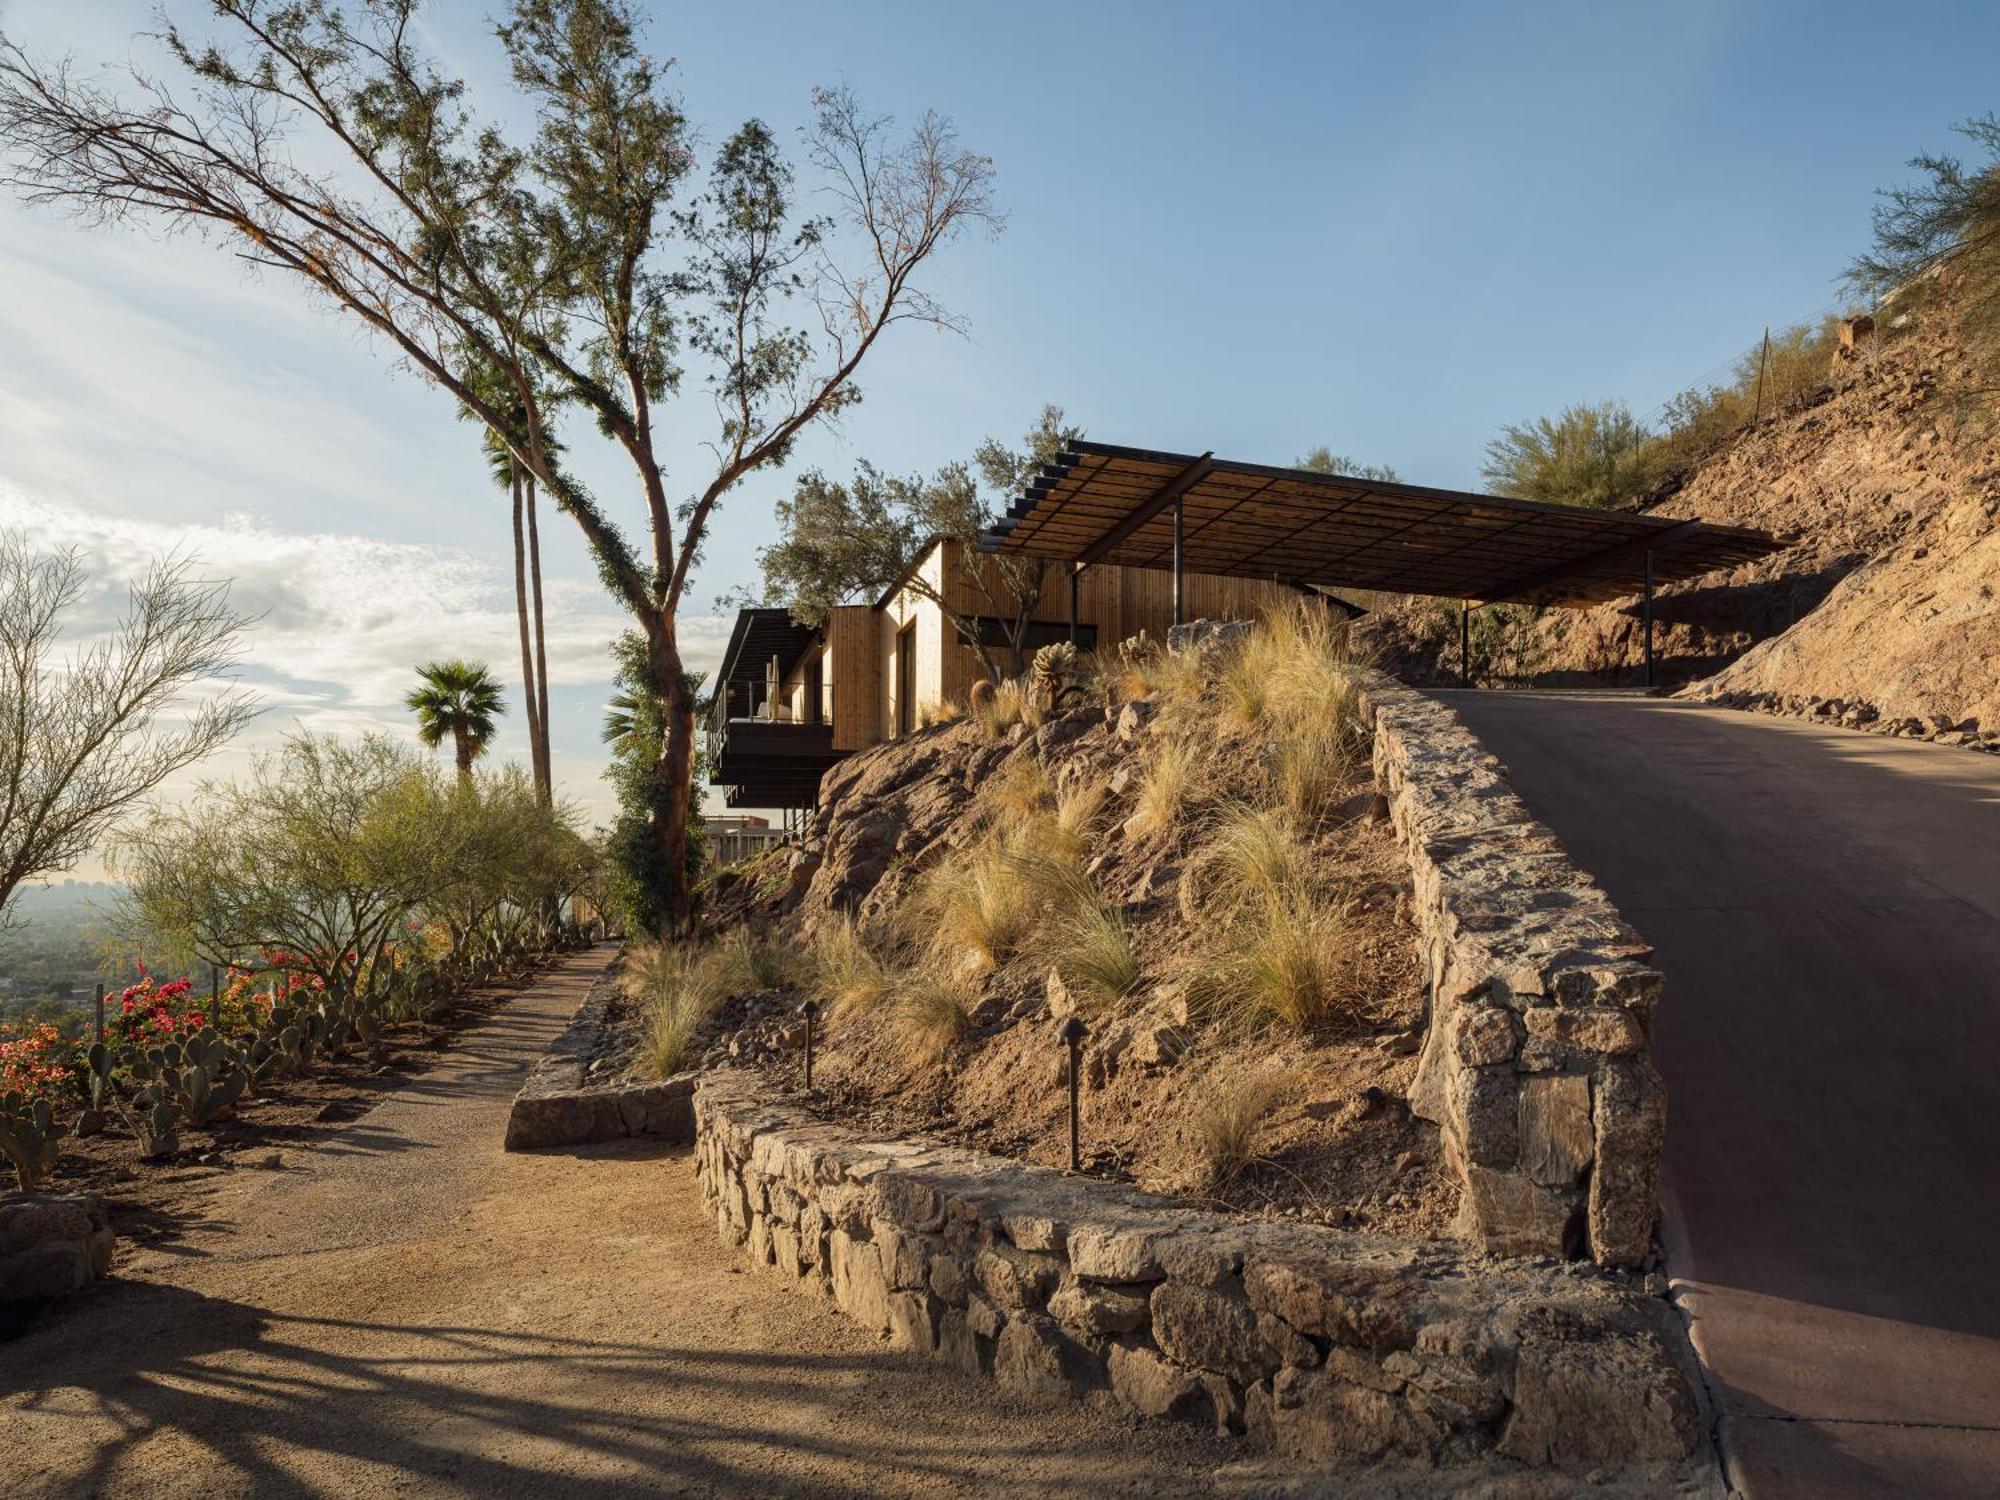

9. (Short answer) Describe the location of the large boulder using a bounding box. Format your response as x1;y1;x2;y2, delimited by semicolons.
0;1192;115;1305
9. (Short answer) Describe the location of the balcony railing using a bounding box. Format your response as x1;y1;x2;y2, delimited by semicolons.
705;678;837;771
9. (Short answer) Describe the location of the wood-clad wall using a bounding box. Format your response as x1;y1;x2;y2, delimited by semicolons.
827;605;879;751
862;541;1297;741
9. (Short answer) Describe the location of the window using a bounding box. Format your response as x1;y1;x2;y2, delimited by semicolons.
895;622;917;736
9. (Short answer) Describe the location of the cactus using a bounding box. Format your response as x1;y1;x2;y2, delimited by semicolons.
1117;630;1151;664
180;1061;247;1125
84;1040;113;1105
121;1085;181;1161
1032;641;1080;709
0;1090;62;1190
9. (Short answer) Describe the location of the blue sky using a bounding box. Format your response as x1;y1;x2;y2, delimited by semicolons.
2;0;1997;851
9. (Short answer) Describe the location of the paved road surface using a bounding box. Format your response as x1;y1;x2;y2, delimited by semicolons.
1443;691;2000;1499
0;949;1255;1499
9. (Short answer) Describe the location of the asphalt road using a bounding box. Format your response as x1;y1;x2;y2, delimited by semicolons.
1442;690;2000;1499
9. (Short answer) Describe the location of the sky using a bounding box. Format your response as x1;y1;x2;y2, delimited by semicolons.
3;0;1998;874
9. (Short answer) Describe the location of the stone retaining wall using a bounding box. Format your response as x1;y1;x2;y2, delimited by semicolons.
503;956;695;1151
1358;675;1666;1267
694;1071;1705;1475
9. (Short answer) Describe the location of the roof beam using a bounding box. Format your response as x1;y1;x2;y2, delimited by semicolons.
1479;519;1704;605
1076;451;1214;566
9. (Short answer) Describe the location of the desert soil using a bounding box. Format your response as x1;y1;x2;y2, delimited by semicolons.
0;947;1293;1500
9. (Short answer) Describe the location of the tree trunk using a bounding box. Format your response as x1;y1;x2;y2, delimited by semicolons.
648;623;697;937
454;731;474;780
510;467;550;800
525;472;553;805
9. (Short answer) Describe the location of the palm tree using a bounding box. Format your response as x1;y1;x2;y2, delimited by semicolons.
484;423;557;806
407;660;505;778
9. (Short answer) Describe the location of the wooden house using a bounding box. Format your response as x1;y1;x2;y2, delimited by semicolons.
706;539;1296;809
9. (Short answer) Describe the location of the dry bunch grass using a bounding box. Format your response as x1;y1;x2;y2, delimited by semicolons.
810;913;891;1018
632;945;734;1078
1193;1063;1294;1183
1129;734;1199;837
891;969;974;1062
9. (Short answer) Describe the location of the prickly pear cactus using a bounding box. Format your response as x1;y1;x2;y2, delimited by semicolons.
0;1090;63;1190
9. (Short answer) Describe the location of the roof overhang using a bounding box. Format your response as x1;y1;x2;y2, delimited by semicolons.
717;608;822;691
979;441;1786;608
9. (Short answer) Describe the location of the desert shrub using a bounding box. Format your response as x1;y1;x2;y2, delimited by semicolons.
891;970;973;1062
1193;1064;1293;1184
811;914;890;1018
916;698;962;728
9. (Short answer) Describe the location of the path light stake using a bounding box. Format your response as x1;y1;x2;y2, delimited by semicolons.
209;965;222;1028
801;998;820;1091
1058;1016;1088;1172
94;982;105;1045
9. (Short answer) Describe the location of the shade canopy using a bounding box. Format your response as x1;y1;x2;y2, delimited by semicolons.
980;441;1785;607
716;607;818;695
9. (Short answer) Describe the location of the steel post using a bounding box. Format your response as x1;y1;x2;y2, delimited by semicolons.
1643;548;1655;689
1068;563;1080;646
1460;601;1470;686
1172;494;1185;628
1058;1016;1088;1171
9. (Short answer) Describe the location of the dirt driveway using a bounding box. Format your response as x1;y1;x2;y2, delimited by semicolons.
1443;691;2000;1500
0;949;1260;1499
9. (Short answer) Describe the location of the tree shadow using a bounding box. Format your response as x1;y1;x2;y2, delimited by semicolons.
5;1281;1222;1497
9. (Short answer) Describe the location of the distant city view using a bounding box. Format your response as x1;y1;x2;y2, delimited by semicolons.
0;881;141;1035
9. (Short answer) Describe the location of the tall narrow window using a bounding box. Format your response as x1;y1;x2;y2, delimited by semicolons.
895;622;917;736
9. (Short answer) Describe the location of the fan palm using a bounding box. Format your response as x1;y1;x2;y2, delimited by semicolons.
407;660;505;778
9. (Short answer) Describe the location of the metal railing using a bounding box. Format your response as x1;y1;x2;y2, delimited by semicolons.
705;677;836;768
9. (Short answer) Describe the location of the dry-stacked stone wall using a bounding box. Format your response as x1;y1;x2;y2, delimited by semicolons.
1358;675;1666;1267
694;1072;1703;1473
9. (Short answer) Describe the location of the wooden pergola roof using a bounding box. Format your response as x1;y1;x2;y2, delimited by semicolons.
979;441;1786;607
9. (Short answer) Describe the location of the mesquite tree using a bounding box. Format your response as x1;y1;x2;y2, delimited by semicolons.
0;1;998;933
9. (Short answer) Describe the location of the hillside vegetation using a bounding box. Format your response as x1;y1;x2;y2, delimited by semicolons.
631;610;1454;1237
1373;284;2000;741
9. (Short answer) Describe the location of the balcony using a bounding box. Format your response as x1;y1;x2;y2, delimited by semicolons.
706;635;847;809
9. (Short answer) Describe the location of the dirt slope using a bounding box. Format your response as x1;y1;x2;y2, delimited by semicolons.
1368;303;2000;742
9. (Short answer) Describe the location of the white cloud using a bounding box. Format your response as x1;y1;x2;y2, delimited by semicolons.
1;481;741;874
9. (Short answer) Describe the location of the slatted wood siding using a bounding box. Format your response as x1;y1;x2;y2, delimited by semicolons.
827;605;879;751
873;541;1297;740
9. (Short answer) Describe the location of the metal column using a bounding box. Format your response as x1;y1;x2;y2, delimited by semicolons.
1068;563;1081;646
1642;548;1655;689
1171;493;1185;628
1459;600;1470;686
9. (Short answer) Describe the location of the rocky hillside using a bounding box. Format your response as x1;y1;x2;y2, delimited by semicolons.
1371;297;2000;744
697;617;1452;1239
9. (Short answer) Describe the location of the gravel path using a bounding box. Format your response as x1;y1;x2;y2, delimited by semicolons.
0;948;1257;1499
